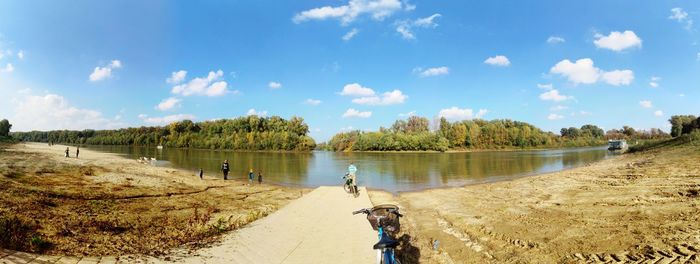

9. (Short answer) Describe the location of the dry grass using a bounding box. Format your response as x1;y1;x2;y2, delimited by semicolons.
0;145;302;256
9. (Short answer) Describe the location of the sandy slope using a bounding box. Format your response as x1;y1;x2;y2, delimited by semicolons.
161;186;378;264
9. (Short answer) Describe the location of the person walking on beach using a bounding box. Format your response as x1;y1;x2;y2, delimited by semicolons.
221;160;230;180
64;147;69;158
76;147;80;159
248;169;254;184
347;162;358;195
257;170;263;184
199;168;204;180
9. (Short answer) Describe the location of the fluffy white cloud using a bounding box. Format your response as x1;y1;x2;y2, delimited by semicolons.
395;13;441;40
342;28;359;41
654;110;664;117
438;107;487;121
669;7;693;30
1;63;14;73
246;108;268;117
600;70;634;86
12;93;120;130
89;59;122;82
593;31;642;51
649;76;660;88
537;83;553;90
415;66;449;77
268;81;282;89
304;98;322;105
342;108;372;118
139;114;196;125
293;0;403;25
484;55;510;67
340;83;375;96
547;36;565;44
167;70;187;84
549;58;634;86
352;89;407;105
17;50;24;60
171;70;232;97
639;100;652;108
156;97;181;111
539;89;572;102
547;113;564;120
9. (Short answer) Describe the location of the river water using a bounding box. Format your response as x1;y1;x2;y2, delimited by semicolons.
83;145;611;193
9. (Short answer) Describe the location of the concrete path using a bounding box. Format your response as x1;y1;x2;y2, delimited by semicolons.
1;186;378;264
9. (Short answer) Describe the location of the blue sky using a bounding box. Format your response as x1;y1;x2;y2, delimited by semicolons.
0;0;698;141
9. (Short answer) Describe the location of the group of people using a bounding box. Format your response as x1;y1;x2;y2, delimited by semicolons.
63;146;79;158
196;160;263;184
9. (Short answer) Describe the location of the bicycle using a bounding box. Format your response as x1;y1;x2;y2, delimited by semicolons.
353;204;403;264
342;173;359;197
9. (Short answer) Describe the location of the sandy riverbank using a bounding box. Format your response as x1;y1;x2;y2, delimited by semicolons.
369;143;700;263
0;142;306;256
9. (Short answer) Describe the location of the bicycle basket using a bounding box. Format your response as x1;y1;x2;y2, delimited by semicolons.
366;204;401;234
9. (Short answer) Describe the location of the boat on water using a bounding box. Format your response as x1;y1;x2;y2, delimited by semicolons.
608;140;628;151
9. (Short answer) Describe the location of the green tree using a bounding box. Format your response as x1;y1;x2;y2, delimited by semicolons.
0;119;11;137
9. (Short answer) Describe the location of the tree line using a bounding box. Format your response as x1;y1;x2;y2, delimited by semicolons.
10;116;316;151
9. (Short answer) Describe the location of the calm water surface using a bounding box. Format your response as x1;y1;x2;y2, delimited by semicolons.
84;146;611;192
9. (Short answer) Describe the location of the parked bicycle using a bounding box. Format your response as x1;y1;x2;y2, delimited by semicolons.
343;173;359;197
353;204;403;264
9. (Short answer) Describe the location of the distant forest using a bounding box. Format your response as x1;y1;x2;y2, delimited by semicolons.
319;116;671;152
10;116;316;151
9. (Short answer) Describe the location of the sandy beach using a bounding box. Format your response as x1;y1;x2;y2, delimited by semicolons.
369;144;700;263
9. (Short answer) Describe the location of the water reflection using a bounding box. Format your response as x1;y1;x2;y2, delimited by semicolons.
84;146;609;192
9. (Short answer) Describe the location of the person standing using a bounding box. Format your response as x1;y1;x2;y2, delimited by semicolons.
199;168;204;180
221;160;230;180
257;170;263;184
248;169;254;184
76;147;80;159
347;162;358;195
65;147;69;158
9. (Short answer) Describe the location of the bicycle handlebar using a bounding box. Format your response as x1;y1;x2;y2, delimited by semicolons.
351;207;402;217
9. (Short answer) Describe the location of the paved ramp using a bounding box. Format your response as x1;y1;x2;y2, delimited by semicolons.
168;186;377;264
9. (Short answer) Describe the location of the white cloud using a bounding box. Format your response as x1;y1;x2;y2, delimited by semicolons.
246;108;268;117
17;50;24;60
579;111;592;116
89;59;122;82
654;110;664;117
293;0;403;25
171;70;232;97
167;70;187;84
395;13;441;40
549;58;634;86
600;70;634;86
342;108;372;118
679;93;686;97
547;113;564;120
537;83;553;90
669;7;694;30
352;89;407;105
268;81;282;89
415;66;449;77
398;111;416;117
697;52;700;61
340;83;375;96
156;97;181;111
639;100;652;108
484;55;510;67
304;98;322;105
342;28;359;41
12;93;120;131
547;36;565;44
539;89;573;102
1;63;13;73
649;76;660;88
139;114;196;125
593;31;642;52
438;107;487;121
550;105;568;111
